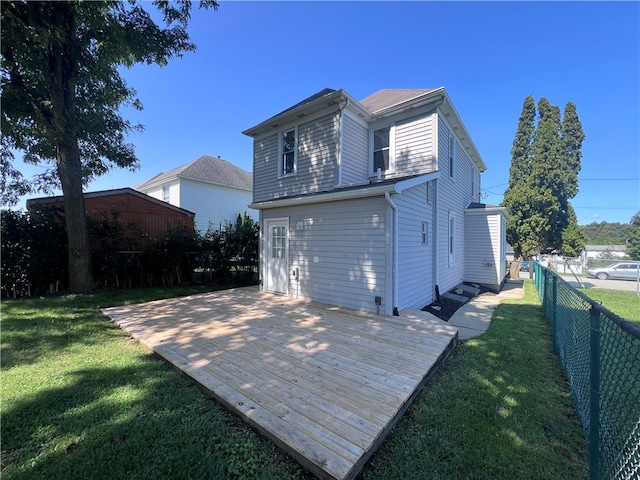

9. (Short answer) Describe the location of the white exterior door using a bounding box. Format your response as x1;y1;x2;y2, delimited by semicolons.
265;219;288;294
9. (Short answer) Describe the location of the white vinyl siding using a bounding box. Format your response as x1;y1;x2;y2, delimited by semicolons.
393;113;436;177
340;112;369;185
262;196;388;314
465;209;507;288
144;182;180;207
180;179;256;233
253;113;339;203
395;183;435;310
436;114;476;291
253;133;279;202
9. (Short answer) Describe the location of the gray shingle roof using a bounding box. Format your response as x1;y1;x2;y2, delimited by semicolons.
360;89;436;114
135;155;252;191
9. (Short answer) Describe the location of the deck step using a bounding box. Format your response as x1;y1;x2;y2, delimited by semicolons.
442;291;470;303
455;283;481;296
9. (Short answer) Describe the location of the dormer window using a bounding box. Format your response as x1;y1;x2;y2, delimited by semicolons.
280;128;297;176
371;126;394;175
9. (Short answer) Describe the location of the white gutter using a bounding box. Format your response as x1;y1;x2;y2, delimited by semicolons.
385;191;399;316
249;182;397;210
250;172;441;210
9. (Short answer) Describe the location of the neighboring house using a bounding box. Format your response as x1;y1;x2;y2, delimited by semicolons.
583;244;627;260
134;155;256;233
243;87;508;316
26;188;195;245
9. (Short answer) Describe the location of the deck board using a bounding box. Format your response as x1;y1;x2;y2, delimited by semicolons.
102;286;458;480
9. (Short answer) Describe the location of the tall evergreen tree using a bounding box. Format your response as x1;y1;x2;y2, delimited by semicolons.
503;97;585;259
1;1;217;292
627;211;640;260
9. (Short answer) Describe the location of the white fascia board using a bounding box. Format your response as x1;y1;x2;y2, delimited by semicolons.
438;90;487;173
243;89;370;138
249;172;441;210
249;183;397;210
465;205;510;219
393;172;440;193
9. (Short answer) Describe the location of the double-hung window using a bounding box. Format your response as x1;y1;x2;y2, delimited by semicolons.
373;127;390;173
371;125;394;175
162;185;170;202
280;128;297;176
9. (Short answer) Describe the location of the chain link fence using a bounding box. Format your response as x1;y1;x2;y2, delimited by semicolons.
534;262;640;480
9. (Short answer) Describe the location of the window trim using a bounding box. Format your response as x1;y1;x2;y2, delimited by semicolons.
449;134;456;179
279;126;298;177
369;124;395;176
162;185;170;202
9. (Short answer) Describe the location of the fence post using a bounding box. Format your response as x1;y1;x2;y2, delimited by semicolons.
589;304;600;480
551;275;558;355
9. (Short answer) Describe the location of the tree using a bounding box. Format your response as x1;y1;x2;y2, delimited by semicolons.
503;96;585;259
1;1;217;292
627;211;640;260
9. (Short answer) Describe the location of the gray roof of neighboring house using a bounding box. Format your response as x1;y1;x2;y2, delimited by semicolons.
360;89;436;114
134;155;253;191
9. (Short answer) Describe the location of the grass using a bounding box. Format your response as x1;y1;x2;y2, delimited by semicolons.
2;282;587;479
360;283;587;479
578;287;640;325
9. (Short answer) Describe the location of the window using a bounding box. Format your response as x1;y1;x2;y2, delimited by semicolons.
271;225;286;259
448;213;455;266
373;127;390;174
422;221;429;245
162;185;170;202
449;134;456;178
280;128;297;176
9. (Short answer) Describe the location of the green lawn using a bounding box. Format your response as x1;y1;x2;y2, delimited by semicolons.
578;287;640;325
2;283;587;479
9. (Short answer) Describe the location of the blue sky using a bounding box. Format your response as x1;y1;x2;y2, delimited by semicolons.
16;1;640;225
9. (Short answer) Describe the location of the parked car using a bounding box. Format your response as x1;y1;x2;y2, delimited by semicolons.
586;262;640;281
520;261;530;272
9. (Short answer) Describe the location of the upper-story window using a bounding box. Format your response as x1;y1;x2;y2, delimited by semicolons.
280;127;297;176
449;134;456;179
371;126;394;175
162;185;170;202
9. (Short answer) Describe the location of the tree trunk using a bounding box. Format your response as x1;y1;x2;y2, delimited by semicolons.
57;139;94;292
50;3;94;293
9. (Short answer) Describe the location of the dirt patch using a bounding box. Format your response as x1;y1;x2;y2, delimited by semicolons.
421;283;492;322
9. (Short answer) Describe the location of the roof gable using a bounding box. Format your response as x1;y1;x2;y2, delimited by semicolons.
135;156;252;191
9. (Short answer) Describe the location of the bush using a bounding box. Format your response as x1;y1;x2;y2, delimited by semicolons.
1;208;259;296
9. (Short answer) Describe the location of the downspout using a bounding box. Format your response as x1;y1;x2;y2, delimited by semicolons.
433;179;439;290
385;192;399;316
336;98;349;187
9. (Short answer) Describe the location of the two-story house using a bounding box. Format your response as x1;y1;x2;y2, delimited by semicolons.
243;88;507;316
134;155;257;234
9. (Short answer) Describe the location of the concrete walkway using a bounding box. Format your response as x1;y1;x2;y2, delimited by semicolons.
448;279;525;340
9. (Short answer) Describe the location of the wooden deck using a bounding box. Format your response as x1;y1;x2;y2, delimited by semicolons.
102;287;458;480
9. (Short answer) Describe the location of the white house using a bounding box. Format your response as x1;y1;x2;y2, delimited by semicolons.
243;88;507;316
134;155;257;233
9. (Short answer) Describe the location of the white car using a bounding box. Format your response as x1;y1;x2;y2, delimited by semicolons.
587;262;640;281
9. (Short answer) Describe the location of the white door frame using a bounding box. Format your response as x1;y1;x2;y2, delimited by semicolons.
264;218;289;294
